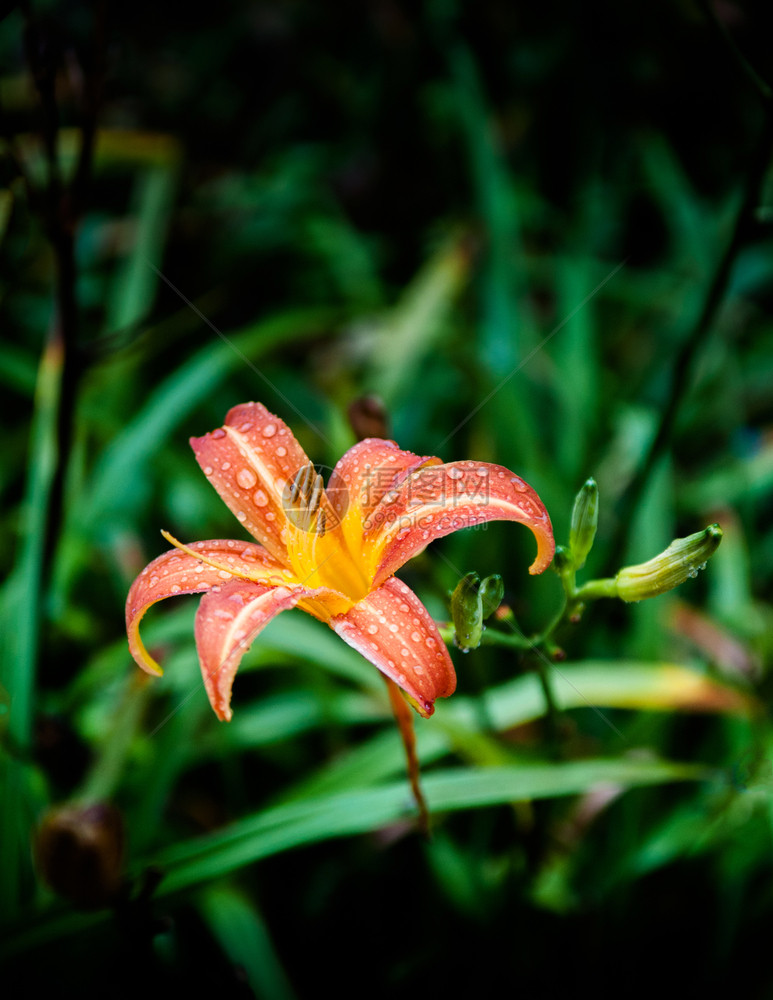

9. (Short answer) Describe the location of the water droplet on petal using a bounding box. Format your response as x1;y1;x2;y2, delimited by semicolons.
236;468;257;489
367;624;379;635
476;467;488;477
276;446;287;457
221;461;231;471
262;423;277;438
239;422;253;433
448;467;463;480
236;511;247;522
389;623;399;632
204;466;213;476
253;490;268;507
411;631;421;642
211;428;226;439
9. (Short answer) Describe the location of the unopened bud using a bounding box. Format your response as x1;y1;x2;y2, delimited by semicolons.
451;572;483;652
34;802;125;908
553;545;573;574
347;395;391;441
479;574;504;620
569;478;598;570
615;524;723;602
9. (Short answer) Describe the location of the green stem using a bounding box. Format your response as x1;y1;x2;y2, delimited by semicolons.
532;653;561;759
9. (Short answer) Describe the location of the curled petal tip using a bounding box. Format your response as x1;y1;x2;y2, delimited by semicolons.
528;530;556;575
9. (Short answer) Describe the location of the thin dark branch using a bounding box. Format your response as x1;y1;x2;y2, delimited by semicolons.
611;10;773;559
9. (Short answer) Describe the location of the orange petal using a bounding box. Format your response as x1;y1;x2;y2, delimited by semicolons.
190;402;331;561
361;461;555;588
328;437;441;526
330;576;456;718
194;578;314;721
125;539;288;676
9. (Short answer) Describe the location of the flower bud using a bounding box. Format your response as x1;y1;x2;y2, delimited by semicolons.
347;395;391;441
615;524;723;603
569;478;598;570
479;574;505;620
552;545;573;574
34;802;125;908
451;572;483;652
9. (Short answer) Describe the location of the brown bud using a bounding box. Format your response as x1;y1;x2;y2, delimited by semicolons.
347;395;391;441
34;802;125;908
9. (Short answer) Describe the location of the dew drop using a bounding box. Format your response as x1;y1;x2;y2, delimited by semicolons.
221;461;231;471
236;468;257;489
218;570;232;579
253;490;268;507
171;584;181;594
149;576;159;588
448;467;463;480
266;511;276;521
262;423;277;438
389;623;399;632
211;428;226;439
276;446;287;458
367;624;379;635
204;466;213;476
411;631;421;642
236;511;247;522
239;422;253;433
476;467;488;477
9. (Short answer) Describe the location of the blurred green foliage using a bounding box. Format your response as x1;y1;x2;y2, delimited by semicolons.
2;1;773;996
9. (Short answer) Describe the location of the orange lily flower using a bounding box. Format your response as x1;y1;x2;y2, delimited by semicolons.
126;402;554;721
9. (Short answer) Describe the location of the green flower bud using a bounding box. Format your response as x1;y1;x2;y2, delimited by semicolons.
451;572;483;652
569;477;599;570
479;574;505;620
615;524;723;602
553;544;573;574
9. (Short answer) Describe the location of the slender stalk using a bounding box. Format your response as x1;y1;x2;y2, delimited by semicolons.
384;677;431;838
612;8;773;561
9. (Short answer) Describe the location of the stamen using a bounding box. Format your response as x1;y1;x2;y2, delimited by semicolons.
160;530;285;586
289;463;315;505
288;463;326;532
309;472;324;517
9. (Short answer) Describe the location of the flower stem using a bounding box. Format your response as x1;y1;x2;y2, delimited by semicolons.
384;677;431;838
